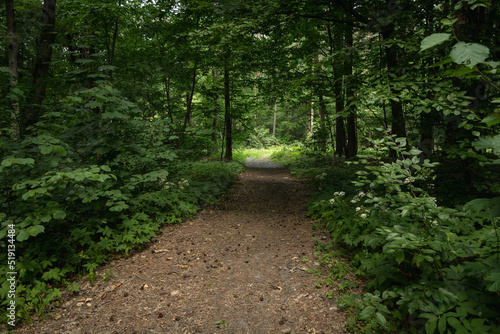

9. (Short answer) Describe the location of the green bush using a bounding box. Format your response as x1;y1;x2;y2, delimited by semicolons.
0;85;244;326
307;136;500;333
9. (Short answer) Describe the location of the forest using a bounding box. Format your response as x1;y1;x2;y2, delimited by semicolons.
1;0;499;332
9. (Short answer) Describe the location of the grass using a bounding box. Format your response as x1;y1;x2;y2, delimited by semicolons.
232;146;282;163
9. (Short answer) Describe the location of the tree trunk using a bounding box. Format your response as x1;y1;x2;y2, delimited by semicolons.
108;0;121;78
309;101;315;136
345;24;357;158
333;30;346;157
23;0;57;136
178;58;198;148
211;68;220;152
163;76;174;123
224;62;232;160
419;111;434;157
273;99;277;137
5;0;20;138
318;94;327;152
381;11;406;156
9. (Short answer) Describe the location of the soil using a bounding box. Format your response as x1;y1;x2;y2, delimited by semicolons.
13;162;349;334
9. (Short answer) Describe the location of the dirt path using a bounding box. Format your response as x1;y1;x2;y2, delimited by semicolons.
15;166;347;334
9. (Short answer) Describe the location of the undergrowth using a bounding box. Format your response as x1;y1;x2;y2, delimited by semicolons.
275;142;500;333
0;86;245;328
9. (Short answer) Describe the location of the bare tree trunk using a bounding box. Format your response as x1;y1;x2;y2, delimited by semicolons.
224;62;232;160
163;76;174;123
23;0;57;136
178;58;198;148
211;68;220;152
345;24;357;158
381;7;406;157
273;99;277;137
5;0;20;138
333;30;346;156
108;0;121;78
318;94;327;152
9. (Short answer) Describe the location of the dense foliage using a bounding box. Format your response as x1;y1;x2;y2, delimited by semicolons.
1;0;499;332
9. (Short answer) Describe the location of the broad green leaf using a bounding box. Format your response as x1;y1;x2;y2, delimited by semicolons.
483;61;500;68
445;66;476;77
40;145;53;155
448;317;469;332
1;158;13;167
425;316;438;334
395;249;405;264
438;316;447;334
485;272;500;292
85;101;102;109
420;33;451;51
359;306;376;320
375;312;387;327
75;58;95;64
482;113;500;127
41;268;63;281
473;135;500;155
53;211;67;220
440;18;458;26
450;42;489;68
40;215;52;223
28;225;45;236
409;148;423;156
98;65;117;71
17;229;30;241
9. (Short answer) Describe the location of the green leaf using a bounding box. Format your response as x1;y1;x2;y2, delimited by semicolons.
425;316;438;334
85;101;103;109
41;268;63;281
359;306;376;320
473;135;500;155
1;158;13;167
420;33;451;51
448;317;469;332
53;211;67;220
450;42;489;68
438;315;447;334
375;312;387;327
17;229;30;241
395;249;405;264
482;113;500;127
28;225;45;236
40;145;53;155
445;66;476;77
440;18;458;26
485;272;500;292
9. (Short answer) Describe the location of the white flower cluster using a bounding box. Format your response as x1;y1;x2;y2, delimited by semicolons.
160;178;190;190
315;173;327;180
351;191;366;204
404;176;416;184
329;191;346;205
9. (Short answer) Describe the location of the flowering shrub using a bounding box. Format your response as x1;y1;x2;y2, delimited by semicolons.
309;135;500;333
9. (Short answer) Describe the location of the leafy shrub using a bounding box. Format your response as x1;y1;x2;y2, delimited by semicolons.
0;85;244;326
308;135;500;333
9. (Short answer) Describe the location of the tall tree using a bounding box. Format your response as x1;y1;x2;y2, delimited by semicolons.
5;0;20;137
23;0;57;135
223;60;232;160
